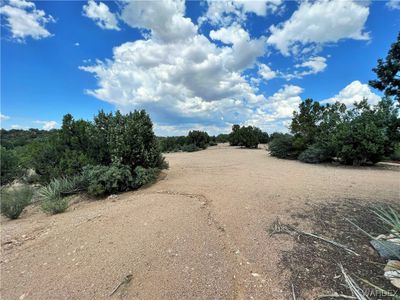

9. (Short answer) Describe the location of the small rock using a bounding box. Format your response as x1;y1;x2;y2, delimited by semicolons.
107;194;118;200
370;240;400;259
384;260;400;272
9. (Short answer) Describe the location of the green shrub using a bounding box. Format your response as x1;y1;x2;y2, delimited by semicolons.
82;164;134;197
229;125;262;148
158;136;188;152
187;131;210;149
0;185;34;219
335;102;386;165
39;178;71;214
298;144;331;164
40;195;68;215
180;144;200;152
216;134;229;143
0;146;22;185
269;134;299;159
133;166;160;188
258;131;270;144
390;143;400;161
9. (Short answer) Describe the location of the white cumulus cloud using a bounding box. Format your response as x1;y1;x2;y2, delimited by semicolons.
386;0;400;10
120;0;196;42
35;120;57;130
267;0;370;55
1;113;11;121
283;56;328;80
199;0;284;26
80;1;268;132
245;84;304;132
321;80;381;107
258;63;277;81
82;0;120;31
0;0;55;42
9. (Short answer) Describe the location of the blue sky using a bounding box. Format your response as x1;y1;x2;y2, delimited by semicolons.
1;0;399;135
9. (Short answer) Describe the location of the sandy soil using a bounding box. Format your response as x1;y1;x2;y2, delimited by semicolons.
1;144;399;300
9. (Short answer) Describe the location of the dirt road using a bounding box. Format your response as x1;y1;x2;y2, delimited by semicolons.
1;144;399;299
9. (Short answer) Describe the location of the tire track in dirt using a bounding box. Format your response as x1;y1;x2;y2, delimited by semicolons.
150;190;274;299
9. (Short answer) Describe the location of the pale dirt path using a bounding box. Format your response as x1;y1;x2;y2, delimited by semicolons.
1;144;399;300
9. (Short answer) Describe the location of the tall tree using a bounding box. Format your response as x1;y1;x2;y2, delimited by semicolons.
290;98;325;151
369;33;400;103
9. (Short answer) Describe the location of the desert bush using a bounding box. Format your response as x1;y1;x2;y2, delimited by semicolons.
269;132;283;142
298;144;331;164
390;143;400;161
269;134;299;159
258;131;270;144
216;134;229;143
180;144;201;152
107;110;165;170
229;125;263;148
229;125;241;146
0;185;34;219
158;136;188;152
40;194;68;215
1;147;22;185
39;178;74;214
22;110;165;183
133;166;160;188
82;164;134;197
187;131;210;149
334;100;387;165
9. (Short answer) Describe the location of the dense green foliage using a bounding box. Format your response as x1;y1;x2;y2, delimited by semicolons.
215;134;230;143
187;130;210;149
369;33;400;103
270;97;400;165
133;166;160;188
82;164;134;197
1;110;167;214
158;131;212;153
298;144;331;164
0;185;34;219
1;110;165;185
158;136;189;152
38;177;83;214
0;128;56;149
269;134;298;159
0;147;22;184
229;125;268;148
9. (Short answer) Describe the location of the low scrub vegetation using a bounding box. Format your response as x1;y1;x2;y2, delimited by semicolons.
1;110;167;215
0;185;34;219
269;35;400;165
269;134;298;159
82;164;134;197
158;130;212;153
269;97;399;165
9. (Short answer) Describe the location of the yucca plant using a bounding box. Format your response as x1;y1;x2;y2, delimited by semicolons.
0;185;34;219
38;175;88;214
373;206;400;238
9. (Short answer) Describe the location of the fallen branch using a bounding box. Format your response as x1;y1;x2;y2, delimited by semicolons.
292;283;296;300
339;264;369;300
316;293;356;299
110;274;133;297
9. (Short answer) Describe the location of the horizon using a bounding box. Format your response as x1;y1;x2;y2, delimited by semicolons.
1;0;399;135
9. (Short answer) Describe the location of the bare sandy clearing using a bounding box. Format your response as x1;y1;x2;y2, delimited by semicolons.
1;144;399;299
